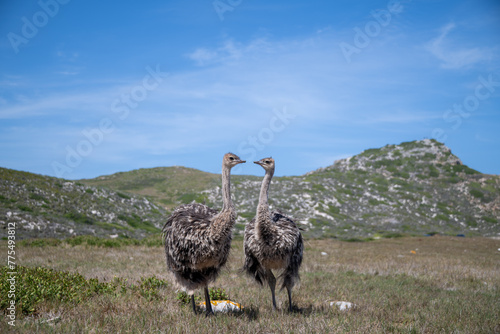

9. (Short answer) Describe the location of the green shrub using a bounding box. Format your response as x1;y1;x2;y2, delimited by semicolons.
176;291;192;305
178;193;209;204
393;170;410;179
482;216;497;224
117;192;131;199
64;211;94;225
466;219;478;227
452;164;479;175
312;183;326;192
17;204;33;212
374;231;405;239
135;276;168;301
0;266;171;315
428;165;440;177
29;193;46;201
469;189;484;199
19;238;62;247
423;153;436;160
436;202;451;214
18;235;163;248
0;266;116;315
118;213;160;233
209;287;229;300
342;237;374;242
368;198;387;206
435;214;450;221
326;205;340;215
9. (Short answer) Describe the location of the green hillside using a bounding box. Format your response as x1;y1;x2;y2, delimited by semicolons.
80;166;222;209
0;168;166;239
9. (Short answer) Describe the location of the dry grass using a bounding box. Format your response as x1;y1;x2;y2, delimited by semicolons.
4;236;500;333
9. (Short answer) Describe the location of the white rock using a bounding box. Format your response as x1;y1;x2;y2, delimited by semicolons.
321;252;327;256
330;301;355;311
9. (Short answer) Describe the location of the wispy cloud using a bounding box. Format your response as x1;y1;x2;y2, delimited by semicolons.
186;38;273;66
426;23;493;69
187;40;244;66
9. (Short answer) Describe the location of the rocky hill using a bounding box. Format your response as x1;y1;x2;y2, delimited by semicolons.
1;139;499;239
0;168;166;239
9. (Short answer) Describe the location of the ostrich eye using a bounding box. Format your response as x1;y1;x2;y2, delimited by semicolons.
229;157;234;161
265;160;270;164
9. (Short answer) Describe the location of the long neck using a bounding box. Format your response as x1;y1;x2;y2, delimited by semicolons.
255;168;275;241
257;169;273;210
221;165;233;212
256;168;274;231
209;164;235;242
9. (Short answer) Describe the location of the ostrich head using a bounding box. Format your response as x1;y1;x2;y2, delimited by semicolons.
223;153;246;168
254;157;275;172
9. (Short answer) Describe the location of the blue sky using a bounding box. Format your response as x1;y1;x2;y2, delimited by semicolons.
1;0;499;179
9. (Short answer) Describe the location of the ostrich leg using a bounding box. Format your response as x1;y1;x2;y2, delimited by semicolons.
286;286;293;312
267;269;277;310
191;295;197;314
204;287;214;316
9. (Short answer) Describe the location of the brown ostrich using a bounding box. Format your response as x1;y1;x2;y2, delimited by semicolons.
243;157;303;312
163;153;245;315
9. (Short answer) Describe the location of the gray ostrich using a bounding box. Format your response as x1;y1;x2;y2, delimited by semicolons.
162;153;245;316
243;157;303;312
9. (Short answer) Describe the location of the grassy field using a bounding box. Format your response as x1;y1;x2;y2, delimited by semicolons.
2;236;500;333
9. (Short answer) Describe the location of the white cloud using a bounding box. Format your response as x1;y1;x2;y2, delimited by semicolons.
187;40;244;66
187;48;218;66
426;23;493;69
187;38;272;66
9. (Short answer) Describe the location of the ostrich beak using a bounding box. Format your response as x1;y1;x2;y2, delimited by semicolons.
236;159;246;164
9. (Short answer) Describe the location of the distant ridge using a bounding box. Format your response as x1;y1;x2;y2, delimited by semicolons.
1;139;499;239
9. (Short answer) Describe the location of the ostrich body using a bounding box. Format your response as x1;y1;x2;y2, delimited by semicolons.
163;153;245;315
243;157;303;311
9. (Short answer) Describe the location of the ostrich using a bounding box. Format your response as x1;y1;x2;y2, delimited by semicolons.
243;157;303;312
162;153;245;316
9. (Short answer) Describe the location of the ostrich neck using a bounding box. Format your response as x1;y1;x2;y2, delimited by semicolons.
209;165;235;242
256;169;274;234
221;165;234;212
258;169;273;209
